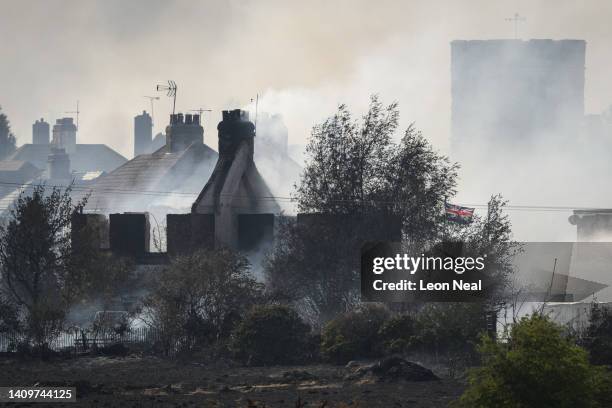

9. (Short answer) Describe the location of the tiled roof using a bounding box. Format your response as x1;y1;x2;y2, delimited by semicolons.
7;144;127;173
0;160;37;172
85;143;218;213
0;179;35;214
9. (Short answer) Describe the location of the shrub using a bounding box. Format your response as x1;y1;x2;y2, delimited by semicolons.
0;297;20;333
230;305;312;366
321;304;390;364
142;249;263;355
454;314;612;408
378;313;419;354
582;304;612;366
415;303;488;360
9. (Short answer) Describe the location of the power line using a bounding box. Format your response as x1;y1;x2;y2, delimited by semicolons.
0;180;608;213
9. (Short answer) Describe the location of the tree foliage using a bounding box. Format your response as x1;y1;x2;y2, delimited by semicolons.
415;303;490;360
454;314;612;408
266;97;516;324
265;216;361;325
295;95;458;241
0;185;89;347
320;304;391;364
581;304;612;366
230;304;312;366
142;249;263;355
0;105;17;160
445;195;521;308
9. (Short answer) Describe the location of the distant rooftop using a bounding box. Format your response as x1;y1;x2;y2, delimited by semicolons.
7;143;127;173
85;143;218;213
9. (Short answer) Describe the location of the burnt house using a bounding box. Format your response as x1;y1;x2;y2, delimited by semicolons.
189;109;280;249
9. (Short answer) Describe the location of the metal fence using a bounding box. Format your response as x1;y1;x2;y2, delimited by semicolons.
0;326;160;353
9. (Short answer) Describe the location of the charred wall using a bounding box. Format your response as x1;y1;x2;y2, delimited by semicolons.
109;213;150;257
238;214;274;251
297;213;402;243
71;213;110;249
166;213;215;256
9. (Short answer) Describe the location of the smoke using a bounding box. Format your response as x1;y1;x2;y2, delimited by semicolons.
3;0;612;242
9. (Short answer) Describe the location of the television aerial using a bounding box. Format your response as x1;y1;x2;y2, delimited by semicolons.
156;80;177;115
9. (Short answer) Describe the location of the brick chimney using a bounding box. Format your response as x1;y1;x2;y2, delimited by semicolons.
165;113;203;152
218;109;255;160
33;118;50;145
192;109;279;249
52;117;77;154
47;147;71;180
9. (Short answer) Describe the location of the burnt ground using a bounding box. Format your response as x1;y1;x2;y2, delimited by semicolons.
0;355;465;407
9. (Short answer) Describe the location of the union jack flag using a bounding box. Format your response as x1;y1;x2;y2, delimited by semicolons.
445;203;475;224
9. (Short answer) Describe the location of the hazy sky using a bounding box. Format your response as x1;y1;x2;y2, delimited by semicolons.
2;0;612;240
2;0;611;155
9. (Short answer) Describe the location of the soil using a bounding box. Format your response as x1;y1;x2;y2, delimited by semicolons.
0;355;465;407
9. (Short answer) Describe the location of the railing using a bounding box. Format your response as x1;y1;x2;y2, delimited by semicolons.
0;327;161;353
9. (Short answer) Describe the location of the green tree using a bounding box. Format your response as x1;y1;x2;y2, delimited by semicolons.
415;303;489;360
230;304;312;365
264;216;361;325
0;186;90;350
295;95;458;240
581;304;612;366
320;304;390;364
454;314;612;408
266;97;515;324
142;249;263;355
0;105;17;159
447;195;521;307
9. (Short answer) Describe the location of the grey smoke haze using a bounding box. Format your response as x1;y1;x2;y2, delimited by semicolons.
2;0;612;241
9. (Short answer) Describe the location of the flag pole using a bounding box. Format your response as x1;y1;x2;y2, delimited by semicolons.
443;198;448;241
486;198;491;242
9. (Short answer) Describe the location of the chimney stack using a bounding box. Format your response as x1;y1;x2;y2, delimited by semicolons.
218;109;255;160
165;112;203;152
52;118;77;154
32;118;50;145
134;110;153;157
47;147;71;180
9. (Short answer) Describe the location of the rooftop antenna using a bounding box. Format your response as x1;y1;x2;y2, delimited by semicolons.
189;108;212;117
250;94;259;135
505;12;526;39
65;100;80;130
143;96;160;125
156;80;177;115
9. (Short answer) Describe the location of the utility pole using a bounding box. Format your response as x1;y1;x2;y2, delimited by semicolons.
144;96;160;126
65;100;80;130
505;13;526;39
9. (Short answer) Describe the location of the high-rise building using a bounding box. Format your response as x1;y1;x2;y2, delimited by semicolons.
134;111;152;157
451;39;586;155
32;118;50;144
